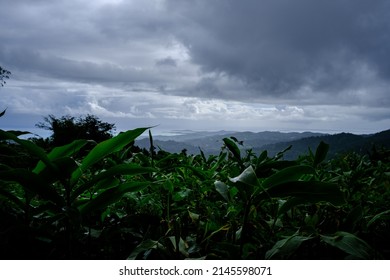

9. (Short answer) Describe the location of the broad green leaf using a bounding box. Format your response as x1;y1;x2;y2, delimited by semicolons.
163;178;174;193
211;152;227;171
266;233;313;259
223;137;241;162
262;165;315;189
72;163;155;199
229;186;239;199
94;177;121;191
0;130;55;171
71;127;149;185
255;160;296;178
5;130;31;137
215;181;230;202
172;189;191;201
78;181;150;216
0;169;64;206
257;150;268;164
38;157;79;184
321;231;374;259
229;166;259;198
182;165;209;180
257;181;345;206
367;209;390;228
313;141;329;167
33;139;89;174
188;210;200;222
169;236;189;257
127;239;165;260
229;166;258;187
0;188;25;209
277;197;307;217
156;153;180;167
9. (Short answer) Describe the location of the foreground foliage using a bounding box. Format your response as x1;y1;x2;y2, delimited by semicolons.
0;124;389;259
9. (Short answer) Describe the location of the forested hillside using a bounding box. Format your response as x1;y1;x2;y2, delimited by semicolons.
136;129;390;160
260;130;390;159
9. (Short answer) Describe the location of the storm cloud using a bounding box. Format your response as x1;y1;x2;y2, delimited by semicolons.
0;0;389;134
166;0;390;104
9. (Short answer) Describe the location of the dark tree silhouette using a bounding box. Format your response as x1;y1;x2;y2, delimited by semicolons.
36;114;116;146
0;65;11;87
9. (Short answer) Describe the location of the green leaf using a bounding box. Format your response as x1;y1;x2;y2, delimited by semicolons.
321;231;374;259
255;160;296;178
38;157;79;184
72;163;155;199
172;189;191;201
148;129;154;155
367;209;390;228
274;145;292;160
0;130;56;171
229;166;258;187
262;165;315;189
0;188;25;209
71;127;149;185
223;137;241;162
229;166;259;198
92;163;154;182
78;181;150;216
127;240;165;260
188;210;200;222
257;181;345;206
266;233;313;259
33;139;89;174
0;108;6;117
257;150;268;164
95;177;121;191
313;141;329;167
199;148;207;163
5;130;32;137
163;178;174;193
168;236;189;257
0;169;64;206
277;197;307;217
215;181;230;202
211;152;227;171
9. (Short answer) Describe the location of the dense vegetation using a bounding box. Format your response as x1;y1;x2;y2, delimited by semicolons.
0;113;389;259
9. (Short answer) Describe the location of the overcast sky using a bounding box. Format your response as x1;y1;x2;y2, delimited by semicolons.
1;0;389;136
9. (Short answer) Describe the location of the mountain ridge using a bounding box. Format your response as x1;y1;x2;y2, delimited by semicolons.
135;129;390;158
259;129;390;159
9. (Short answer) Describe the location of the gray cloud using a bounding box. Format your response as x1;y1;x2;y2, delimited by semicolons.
0;0;389;134
156;57;177;67
166;0;390;104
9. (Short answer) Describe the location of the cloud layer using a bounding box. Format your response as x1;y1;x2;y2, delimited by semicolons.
0;0;389;134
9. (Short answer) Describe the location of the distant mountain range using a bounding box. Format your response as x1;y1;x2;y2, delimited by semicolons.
135;129;390;160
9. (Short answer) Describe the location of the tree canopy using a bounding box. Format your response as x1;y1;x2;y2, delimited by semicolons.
36;114;116;146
